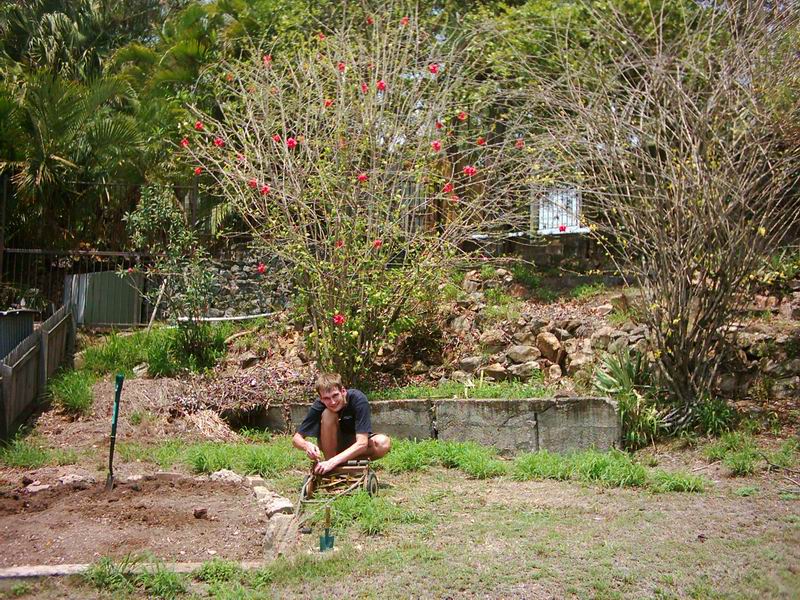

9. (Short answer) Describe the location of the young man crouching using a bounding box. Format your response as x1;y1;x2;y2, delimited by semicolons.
292;373;391;475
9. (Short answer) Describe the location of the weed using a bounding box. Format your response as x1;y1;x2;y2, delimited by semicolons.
436;441;507;479
82;556;137;593
185;439;305;477
48;369;96;415
0;436;50;468
379;439;441;473
734;485;759;497
647;470;707;493
193;559;245;584
135;564;186;599
8;583;31;597
571;282;606;300
129;410;144;425
254;551;354;587
512;450;573;481
779;492;799;501
694;397;737;436
703;431;755;462
51;448;79;466
510;263;541;289
479;265;496;280
239;427;272;443
370;379;548;401
315;490;421;535
482;302;522;324
766;439;799;469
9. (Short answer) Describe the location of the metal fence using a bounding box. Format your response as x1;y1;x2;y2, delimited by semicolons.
0;249;155;326
0;304;74;439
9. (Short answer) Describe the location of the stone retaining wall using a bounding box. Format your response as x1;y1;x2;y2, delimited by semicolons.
256;396;619;455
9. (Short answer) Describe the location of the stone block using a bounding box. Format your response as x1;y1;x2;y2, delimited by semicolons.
536;397;620;453
370;400;433;441
434;399;544;454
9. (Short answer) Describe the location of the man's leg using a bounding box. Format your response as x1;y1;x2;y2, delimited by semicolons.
361;434;391;460
319;408;340;459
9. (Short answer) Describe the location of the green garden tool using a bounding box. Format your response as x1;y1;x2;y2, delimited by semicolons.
320;506;334;552
105;373;124;491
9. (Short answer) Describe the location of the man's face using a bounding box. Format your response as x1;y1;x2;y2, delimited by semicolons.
319;386;346;412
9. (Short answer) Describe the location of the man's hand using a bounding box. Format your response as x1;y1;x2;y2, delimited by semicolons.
314;459;337;475
305;442;322;461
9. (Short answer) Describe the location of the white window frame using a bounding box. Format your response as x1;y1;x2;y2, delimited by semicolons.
535;187;590;235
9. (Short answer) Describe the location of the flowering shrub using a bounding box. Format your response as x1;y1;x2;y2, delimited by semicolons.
183;17;529;383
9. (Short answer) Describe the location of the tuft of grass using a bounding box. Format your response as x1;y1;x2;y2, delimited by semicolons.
48;369;96;415
193;559;245;584
51;448;79;466
647;470;707;493
703;431;755;462
8;582;32;597
185;439;305;477
734;485;759;497
374;439;441;474
0;436;50;468
694;396;738;436
82;556;138;593
607;308;636;326
436;440;507;479
312;490;421;535
766;439;799;469
253;551;355;587
572;449;648;488
135;564;186;599
571;282;606;300
723;449;760;476
512;450;573;481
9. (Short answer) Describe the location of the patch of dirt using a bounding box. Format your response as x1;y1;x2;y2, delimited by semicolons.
0;477;266;566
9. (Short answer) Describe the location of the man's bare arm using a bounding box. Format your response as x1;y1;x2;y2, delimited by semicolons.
314;433;369;474
292;432;321;461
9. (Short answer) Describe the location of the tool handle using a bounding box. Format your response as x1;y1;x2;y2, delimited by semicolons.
108;374;125;476
325;506;331;528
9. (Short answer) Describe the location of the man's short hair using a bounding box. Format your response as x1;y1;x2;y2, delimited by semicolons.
315;372;344;395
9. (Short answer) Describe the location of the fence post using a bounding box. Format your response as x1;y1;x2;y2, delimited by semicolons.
0;362;12;440
65;304;76;369
39;326;49;401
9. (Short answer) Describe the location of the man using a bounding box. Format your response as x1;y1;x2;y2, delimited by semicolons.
292;372;391;475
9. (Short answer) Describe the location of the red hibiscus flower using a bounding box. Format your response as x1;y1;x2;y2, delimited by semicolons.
515;138;525;149
449;194;459;202
262;54;272;66
260;185;270;196
463;165;477;177
194;167;203;175
400;16;409;26
457;111;467;121
272;133;281;143
257;262;267;274
335;239;344;249
127;267;133;274
237;153;245;162
180;138;189;148
366;16;374;25
435;121;443;130
357;172;369;183
213;137;225;148
476;137;486;146
286;137;297;149
248;178;258;188
559;224;567;233
337;61;346;73
429;64;439;74
324;98;334;108
443;182;453;193
376;80;386;92
373;239;383;249
431;140;442;152
317;32;326;41
194;121;204;131
333;313;346;326
360;82;368;94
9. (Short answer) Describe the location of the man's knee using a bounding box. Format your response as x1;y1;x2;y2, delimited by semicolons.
370;434;391;458
321;408;339;425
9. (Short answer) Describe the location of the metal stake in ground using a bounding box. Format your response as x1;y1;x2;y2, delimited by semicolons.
105;373;124;491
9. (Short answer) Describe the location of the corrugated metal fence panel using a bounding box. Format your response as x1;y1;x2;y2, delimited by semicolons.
0;330;41;439
42;305;71;379
67;271;144;326
0;310;35;358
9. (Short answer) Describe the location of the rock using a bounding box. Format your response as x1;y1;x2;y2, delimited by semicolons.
787;359;800;375
462;271;481;293
479;363;507;381
132;363;149;378
607;337;628;354
458;356;483;373
631;338;648;355
239;352;260;369
263;513;299;559
253;487;294;517
58;474;96;488
479;329;506;351
246;475;267;488
25;483;50;493
410;360;429;374
506;345;541;364
553;328;573;341
207;308;224;318
595;303;614;316
449;315;472;335
512;329;537;346
779;295;800;320
194;507;208;519
73;351;86;371
507;361;540;380
450;370;470;383
718;373;739;396
567;354;593;376
546;364;563;382
771;376;799;400
609;294;629;312
209;469;244;484
536;332;562;362
21;475;33;486
591;326;615;351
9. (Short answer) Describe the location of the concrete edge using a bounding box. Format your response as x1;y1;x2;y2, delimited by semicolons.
0;561;268;579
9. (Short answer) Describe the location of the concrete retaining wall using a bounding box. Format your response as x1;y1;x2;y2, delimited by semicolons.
282;396;619;454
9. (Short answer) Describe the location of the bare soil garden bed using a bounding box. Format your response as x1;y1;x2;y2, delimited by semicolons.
0;477;265;567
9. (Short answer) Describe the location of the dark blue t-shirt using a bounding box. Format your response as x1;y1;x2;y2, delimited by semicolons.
296;389;372;438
